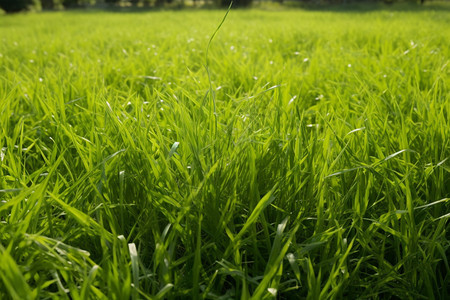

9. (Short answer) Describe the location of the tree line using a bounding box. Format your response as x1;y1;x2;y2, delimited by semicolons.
0;0;428;13
1;0;209;12
1;0;245;12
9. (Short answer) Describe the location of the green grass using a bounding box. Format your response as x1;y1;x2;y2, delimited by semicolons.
0;4;449;299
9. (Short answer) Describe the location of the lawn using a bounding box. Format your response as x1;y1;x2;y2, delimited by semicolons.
0;4;449;299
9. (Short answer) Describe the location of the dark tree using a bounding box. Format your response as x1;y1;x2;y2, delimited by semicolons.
41;0;54;9
220;0;251;7
62;0;79;7
0;0;33;12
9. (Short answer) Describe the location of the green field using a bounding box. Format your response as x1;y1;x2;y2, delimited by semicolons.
1;5;449;299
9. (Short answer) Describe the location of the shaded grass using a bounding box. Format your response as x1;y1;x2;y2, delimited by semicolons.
0;6;449;299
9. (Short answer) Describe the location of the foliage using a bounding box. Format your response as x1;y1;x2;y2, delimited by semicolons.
62;0;96;7
0;7;449;299
62;0;79;8
0;0;434;12
219;0;252;8
0;0;35;12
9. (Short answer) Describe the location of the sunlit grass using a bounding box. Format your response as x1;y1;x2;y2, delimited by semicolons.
0;6;449;299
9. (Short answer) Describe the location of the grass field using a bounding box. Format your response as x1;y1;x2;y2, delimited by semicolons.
0;4;449;299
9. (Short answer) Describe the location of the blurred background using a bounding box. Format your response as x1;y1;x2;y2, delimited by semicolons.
0;0;446;13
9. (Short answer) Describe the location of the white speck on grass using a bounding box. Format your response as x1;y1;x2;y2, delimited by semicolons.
348;64;352;68
187;38;194;43
0;148;5;162
230;45;235;51
142;76;161;80
303;58;309;62
128;243;137;258
39;78;43;82
288;95;297;105
253;76;258;80
269;60;273;65
315;94;324;101
268;288;277;296
268;39;273;43
29;59;34;63
346;127;366;135
294;51;300;55
286;253;295;261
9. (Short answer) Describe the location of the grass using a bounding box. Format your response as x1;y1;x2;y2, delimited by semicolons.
0;4;449;299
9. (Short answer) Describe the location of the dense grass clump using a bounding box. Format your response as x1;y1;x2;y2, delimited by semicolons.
0;6;449;299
